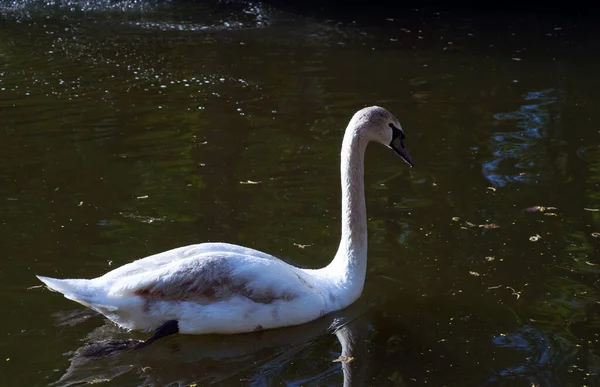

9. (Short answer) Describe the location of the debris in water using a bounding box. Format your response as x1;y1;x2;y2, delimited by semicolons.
488;285;521;299
240;180;261;185
592;232;600;238
293;243;312;249
454;217;499;230
136;195;148;199
485;256;495;262
479;223;500;229
89;378;111;384
584;208;599;212
469;271;481;277
332;355;355;363
506;286;521;299
529;234;542;242
523;206;557;213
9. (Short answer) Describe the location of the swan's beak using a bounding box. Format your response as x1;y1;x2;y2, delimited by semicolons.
389;136;414;167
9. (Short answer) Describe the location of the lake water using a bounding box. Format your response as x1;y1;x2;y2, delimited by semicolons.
1;1;599;386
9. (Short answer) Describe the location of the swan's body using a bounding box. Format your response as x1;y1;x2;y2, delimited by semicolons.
37;106;413;336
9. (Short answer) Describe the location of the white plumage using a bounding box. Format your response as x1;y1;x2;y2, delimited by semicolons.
37;106;413;335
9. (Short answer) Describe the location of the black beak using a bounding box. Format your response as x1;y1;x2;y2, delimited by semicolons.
389;124;414;167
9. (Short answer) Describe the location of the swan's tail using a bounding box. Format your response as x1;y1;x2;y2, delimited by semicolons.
36;275;111;310
37;275;146;331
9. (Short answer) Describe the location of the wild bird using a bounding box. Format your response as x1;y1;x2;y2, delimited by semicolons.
36;106;414;347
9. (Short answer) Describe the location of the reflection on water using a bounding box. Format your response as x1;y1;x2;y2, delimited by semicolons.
488;326;577;386
483;88;563;187
1;0;600;386
53;302;368;386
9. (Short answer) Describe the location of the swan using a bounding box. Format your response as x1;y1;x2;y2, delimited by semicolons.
36;106;414;345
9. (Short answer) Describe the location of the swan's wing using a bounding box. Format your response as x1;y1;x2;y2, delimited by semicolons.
106;253;314;305
99;243;281;283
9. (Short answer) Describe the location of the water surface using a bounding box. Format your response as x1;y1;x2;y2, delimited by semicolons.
1;1;599;386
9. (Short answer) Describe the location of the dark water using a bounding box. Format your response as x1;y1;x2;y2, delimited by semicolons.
1;1;600;386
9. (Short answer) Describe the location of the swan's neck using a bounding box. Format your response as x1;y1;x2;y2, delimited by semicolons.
324;126;369;303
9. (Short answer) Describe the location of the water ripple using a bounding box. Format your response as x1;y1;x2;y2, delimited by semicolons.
482;89;563;187
487;326;578;386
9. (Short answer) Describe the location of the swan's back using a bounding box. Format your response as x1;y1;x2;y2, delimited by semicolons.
99;242;281;283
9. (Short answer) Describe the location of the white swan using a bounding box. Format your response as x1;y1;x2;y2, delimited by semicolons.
36;106;413;342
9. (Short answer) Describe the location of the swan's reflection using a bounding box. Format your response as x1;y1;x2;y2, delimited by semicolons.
53;301;368;386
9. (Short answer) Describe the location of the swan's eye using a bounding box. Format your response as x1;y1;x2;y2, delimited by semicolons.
388;123;405;140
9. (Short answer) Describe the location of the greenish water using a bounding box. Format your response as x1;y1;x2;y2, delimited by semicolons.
1;1;599;386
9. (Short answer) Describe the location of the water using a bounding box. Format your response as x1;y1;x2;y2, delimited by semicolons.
1;1;599;385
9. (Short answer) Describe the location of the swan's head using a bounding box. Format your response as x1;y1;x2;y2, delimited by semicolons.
351;106;414;167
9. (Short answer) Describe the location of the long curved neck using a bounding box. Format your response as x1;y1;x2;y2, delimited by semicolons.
325;125;369;298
